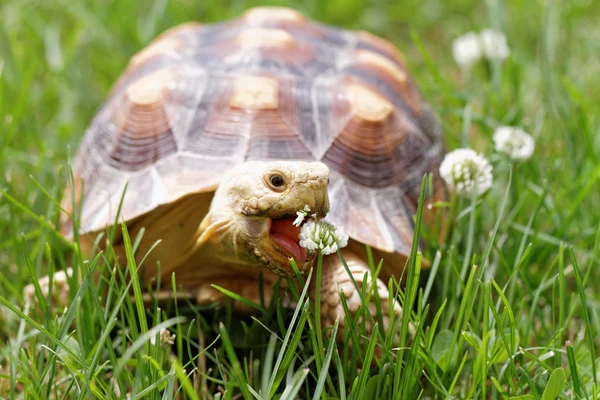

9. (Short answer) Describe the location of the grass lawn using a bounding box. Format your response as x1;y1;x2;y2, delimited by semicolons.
1;0;600;398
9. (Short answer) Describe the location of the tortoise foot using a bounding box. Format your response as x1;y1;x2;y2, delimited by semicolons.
318;251;402;343
23;268;73;309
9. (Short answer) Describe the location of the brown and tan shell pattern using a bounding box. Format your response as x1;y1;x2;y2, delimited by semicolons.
62;6;446;257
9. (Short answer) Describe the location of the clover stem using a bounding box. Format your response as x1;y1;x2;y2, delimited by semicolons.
314;251;325;358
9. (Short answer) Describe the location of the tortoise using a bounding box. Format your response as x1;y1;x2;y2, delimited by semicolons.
27;6;446;336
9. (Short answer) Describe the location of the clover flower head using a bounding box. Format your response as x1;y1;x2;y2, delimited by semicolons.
452;32;483;69
480;29;510;61
299;220;349;255
493;126;535;160
293;205;313;227
439;148;493;198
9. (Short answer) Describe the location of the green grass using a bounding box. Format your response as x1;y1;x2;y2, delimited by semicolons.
2;0;600;398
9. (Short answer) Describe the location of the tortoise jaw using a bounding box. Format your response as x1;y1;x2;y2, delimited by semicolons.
251;213;322;276
269;217;308;264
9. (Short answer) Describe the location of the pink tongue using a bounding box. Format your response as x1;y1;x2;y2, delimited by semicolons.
270;219;308;262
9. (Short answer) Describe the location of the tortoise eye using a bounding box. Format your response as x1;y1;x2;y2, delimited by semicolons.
270;174;285;188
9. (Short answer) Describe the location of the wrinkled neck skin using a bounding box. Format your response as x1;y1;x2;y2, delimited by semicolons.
200;200;268;267
121;191;273;289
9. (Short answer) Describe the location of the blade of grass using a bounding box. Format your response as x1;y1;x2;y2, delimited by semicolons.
312;319;338;400
393;175;427;398
121;222;149;344
267;269;313;399
218;322;254;400
569;246;597;386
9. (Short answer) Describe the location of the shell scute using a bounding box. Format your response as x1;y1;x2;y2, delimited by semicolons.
326;177;393;252
154;21;205;42
230;76;280;110
244;7;305;24
96;67;179;172
155;153;223;200
316;78;432;189
214;32;337;79
181;76;256;159
243;6;352;48
352;50;407;83
356;30;406;66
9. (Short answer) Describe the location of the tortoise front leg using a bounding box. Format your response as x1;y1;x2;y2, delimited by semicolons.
316;250;402;341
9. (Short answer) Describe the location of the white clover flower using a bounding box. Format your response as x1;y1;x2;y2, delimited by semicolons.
480;29;510;61
493;126;535;160
293;205;313;227
299;220;349;255
439;148;493;198
452;32;483;69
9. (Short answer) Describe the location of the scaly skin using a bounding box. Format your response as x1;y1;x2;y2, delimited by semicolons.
317;250;402;342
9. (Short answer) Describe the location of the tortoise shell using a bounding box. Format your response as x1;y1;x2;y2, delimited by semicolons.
63;6;446;257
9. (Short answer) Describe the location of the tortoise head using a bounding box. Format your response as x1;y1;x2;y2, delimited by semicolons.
201;160;330;275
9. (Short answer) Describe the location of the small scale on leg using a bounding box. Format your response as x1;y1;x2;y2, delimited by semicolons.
316;250;402;341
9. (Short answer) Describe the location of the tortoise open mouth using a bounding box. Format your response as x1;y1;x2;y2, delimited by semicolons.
269;217;309;263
